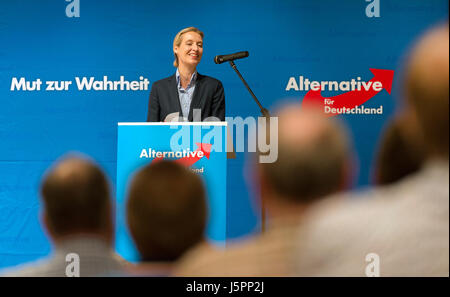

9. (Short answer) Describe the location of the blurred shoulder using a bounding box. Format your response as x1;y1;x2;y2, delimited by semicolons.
173;242;227;276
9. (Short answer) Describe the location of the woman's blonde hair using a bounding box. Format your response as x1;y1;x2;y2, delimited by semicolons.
173;27;204;68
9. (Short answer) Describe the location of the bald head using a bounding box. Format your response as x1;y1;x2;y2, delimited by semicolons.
41;156;112;238
277;105;338;149
260;105;351;203
405;23;449;158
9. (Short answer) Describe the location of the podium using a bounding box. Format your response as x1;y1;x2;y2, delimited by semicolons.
115;122;227;262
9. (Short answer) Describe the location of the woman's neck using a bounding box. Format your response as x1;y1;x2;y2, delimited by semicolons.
178;64;196;88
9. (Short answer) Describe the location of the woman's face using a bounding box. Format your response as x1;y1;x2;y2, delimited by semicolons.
174;31;203;68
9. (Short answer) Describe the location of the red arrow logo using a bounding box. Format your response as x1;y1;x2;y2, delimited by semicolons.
301;68;394;116
151;143;212;167
176;143;212;166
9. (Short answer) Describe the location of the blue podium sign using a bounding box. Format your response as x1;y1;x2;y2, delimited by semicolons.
115;122;227;262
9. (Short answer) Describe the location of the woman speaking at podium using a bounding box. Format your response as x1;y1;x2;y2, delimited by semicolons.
147;27;225;122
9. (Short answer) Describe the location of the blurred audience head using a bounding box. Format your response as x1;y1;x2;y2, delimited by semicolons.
403;22;449;159
41;155;113;243
127;160;207;262
374;116;425;185
258;104;352;216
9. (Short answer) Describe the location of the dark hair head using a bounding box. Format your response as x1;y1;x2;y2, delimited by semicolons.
41;155;112;237
126;160;207;262
374;118;425;185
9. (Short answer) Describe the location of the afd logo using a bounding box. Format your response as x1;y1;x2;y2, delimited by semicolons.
286;69;395;116
140;143;212;168
140;143;212;174
65;0;80;18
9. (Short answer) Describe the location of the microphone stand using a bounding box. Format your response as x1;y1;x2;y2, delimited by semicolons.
228;60;270;233
229;61;270;119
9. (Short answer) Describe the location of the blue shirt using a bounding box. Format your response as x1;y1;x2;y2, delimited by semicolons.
176;69;197;120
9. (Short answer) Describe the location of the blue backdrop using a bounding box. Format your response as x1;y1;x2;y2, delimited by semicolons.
0;0;448;268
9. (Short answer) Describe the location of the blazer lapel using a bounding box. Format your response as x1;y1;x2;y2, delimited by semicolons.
169;74;182;115
188;73;203;121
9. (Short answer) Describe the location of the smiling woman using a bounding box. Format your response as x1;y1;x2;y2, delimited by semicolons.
147;27;226;122
173;27;204;70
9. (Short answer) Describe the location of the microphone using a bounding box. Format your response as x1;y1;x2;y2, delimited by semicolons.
214;51;249;64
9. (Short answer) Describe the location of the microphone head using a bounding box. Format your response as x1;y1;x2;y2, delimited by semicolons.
214;55;223;64
240;51;249;58
214;51;249;64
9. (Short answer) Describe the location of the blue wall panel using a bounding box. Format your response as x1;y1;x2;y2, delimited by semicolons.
0;0;447;268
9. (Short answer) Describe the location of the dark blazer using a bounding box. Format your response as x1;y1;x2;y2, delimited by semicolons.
147;73;225;122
